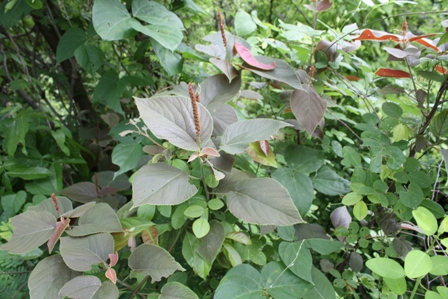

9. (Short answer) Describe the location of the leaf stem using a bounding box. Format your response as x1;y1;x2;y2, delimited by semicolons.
409;277;421;299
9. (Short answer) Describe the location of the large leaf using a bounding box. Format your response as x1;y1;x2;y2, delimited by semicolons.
6;166;51;180
291;85;326;135
365;257;405;279
132;163;197;206
312;166;350;196
284;144;324;173
303;267;337;299
60;233;114;271
214;264;263;299
272;168;314;217
1;211;56;254
241;56;302;90
135;96;213;151
159;282;199;299
60;182;99;203
28;255;79;299
279;241;313;283
131;22;183;52
129;244;185;283
132;0;183;29
92;0;138;40
220;119;292;154
226;178;303;226
58;276;119;299
182;232;212;279
305;239;344;255
74;44;104;75
66;203;122;236
197;220;225;264
207;103;238;136
404;250;433;278
199;73;241;106
56;28;87;63
261;262;312;298
235;42;276;70
28;196;73;218
151;38;183;76
234;9;257;37
1;190;26;218
91;70;126;114
111;143;143;178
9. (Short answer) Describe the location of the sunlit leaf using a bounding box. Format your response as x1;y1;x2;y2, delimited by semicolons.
235;42;276;70
365;257;405;279
92;0;137;40
404;250;433;278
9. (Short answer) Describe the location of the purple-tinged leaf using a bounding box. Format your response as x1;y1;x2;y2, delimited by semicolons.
207;102;238;136
291;85;327;135
210;58;240;82
160;282;199;299
330;206;352;229
200;73;241;106
48;218;70;253
28;196;73;218
197;220;225;264
60;182;99;203
235;42;276;70
58;276;118;299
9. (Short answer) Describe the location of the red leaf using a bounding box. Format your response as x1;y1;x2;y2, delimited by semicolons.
317;0;333;12
259;140;270;156
47;217;70;253
109;253;118;267
353;29;400;42
410;37;439;52
345;75;361;81
375;68;411;78
234;42;276;70
105;268;117;284
200;147;220;157
436;65;448;74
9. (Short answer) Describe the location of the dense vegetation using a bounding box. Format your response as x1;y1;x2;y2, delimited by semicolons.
1;0;448;298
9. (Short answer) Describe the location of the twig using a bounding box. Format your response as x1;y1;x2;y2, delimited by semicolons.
431;159;444;201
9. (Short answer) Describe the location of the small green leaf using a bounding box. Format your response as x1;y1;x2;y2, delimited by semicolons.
383;277;406;295
112;143;143;178
1;191;26;218
429;255;448;276
341;146;361;168
382;102;403;118
208;198;224;210
404;250;433;278
399;183;423;208
74;44;104;75
412;206;438;236
184;205;205;218
365;257;405;279
159;282;199;299
430;109;448;137
313;166;350;196
56;28;87;63
353;201;368;221
192;218;210;239
234;9;257;36
342;192;362;206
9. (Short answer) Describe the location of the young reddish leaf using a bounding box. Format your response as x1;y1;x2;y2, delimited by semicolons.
317;0;333;12
109;253;118;267
436;65;448;74
375;68;411;78
200;147;220;157
408;34;439;52
345;75;360;81
353;29;400;42
234;42;276;70
47;217;70;253
259;140;270;156
142;226;159;245
105;268;117;284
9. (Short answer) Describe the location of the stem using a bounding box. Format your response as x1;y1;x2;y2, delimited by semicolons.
409;277;421;299
200;159;210;201
128;275;151;299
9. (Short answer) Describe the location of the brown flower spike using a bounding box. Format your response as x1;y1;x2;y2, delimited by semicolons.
188;83;201;141
217;9;228;50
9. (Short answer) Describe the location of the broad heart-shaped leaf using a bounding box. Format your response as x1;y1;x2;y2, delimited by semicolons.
197;220;225;264
235;42;276;70
430;109;448;138
60;182;99;203
279;241;313;283
111;143;143;178
28;255;79;299
284;144;324;173
226;178;303;226
132;163;197;207
92;0;138;41
160;282;199;299
365;257;405;279
28;196;73;218
261;262;313;298
303;266;337;299
131;22;183;52
66;203;122;236
272;168;313;217
135;96;213;151
241;56;302;90
56;28;86;63
312;166;350;196
200;73;241;106
132;0;183;30
207;103;238;136
58;276;119;299
182;232;212;279
60;233;114;271
220;119;292;154
1;210;56;254
214;264;263;299
74;44;104;75
129;244;185;283
291;85;326;135
404;250;433;278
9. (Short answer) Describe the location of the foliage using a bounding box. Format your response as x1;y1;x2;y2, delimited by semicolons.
1;0;448;298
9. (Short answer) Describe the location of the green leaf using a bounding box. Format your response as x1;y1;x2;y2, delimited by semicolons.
234;9;257;36
418;70;445;83
151;39;183;76
56;28;87;63
136;96;213;151
342;192;362;206
132;22;183;52
291;85;326;135
391;123;413;142
223;243;243;266
208;198;224;210
197;220;225;264
365;257;405;279
92;0;137;40
132;0;183;29
399;183;423;208
182;232;211;279
353;201;368;220
341;146;362;168
74;44;104;75
159;282;199;299
382;102;403;118
383;277;406;295
272;168;314;217
214;264;262;299
28;255;79;299
192;218;210;239
405;250;433;278
91;70;126;114
0;0;33;29
58;276;119;299
132;163;197;207
429;255;448;276
65;203;123;236
184;205;205;218
437;32;448;46
430;109;448;137
220;119;292;154
305;239;344;255
412;206;438;236
1;190;26;218
5;117;29;157
129;244;185;283
279;241;313;283
227;178;303;226
60;233;114;271
284;144;324;173
112;143;143;178
6;166;51;180
1;210;56;254
51;130;70;156
425;291;444;299
303;266;336;299
312;166;350;196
